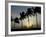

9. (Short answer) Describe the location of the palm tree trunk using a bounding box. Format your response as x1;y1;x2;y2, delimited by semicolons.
14;21;15;29
21;20;23;29
28;16;29;25
36;13;38;28
32;16;34;28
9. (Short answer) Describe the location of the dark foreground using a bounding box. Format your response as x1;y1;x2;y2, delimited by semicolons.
11;28;41;31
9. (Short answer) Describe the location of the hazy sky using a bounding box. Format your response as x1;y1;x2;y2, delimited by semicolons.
11;6;41;28
11;6;32;18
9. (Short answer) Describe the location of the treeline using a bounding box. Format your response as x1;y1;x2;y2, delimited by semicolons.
11;7;41;28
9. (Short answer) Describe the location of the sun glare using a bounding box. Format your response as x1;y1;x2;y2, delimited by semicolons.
23;19;33;28
27;21;33;28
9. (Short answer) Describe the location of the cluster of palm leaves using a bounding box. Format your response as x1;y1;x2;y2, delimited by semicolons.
11;7;41;28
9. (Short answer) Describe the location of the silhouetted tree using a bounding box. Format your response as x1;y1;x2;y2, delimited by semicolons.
26;8;33;25
20;11;26;28
34;7;41;28
34;7;41;14
14;17;19;24
14;17;19;28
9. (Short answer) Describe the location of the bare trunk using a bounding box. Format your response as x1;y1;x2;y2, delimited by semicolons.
28;16;29;25
14;21;15;29
32;16;33;28
28;16;33;28
21;20;23;29
36;13;38;28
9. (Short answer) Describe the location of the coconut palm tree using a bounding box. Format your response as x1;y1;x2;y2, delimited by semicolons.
20;11;26;28
14;17;19;28
14;17;19;24
26;8;33;25
34;7;41;28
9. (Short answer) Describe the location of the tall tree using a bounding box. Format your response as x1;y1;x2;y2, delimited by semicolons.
34;7;41;28
14;17;19;24
26;8;33;26
20;11;26;28
14;17;19;28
